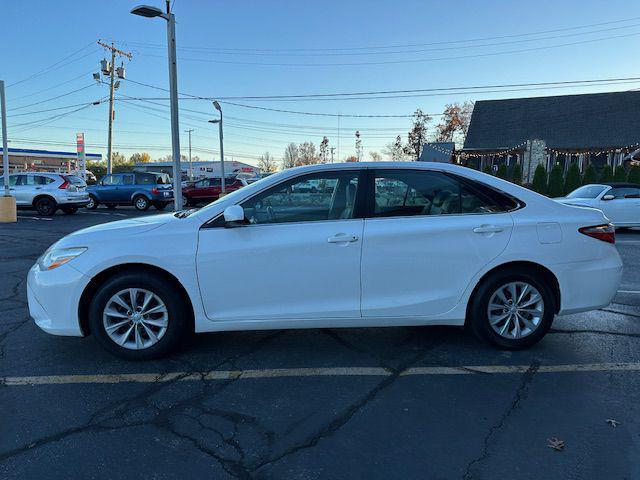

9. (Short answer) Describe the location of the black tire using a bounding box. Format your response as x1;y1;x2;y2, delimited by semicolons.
34;196;57;216
106;204;117;210
182;195;191;207
154;202;167;210
133;195;150;211
468;268;556;349
86;195;98;210
88;272;191;360
61;205;78;215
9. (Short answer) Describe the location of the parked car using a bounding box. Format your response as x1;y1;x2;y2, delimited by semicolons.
181;176;247;206
0;172;89;216
556;183;640;228
28;162;622;360
86;172;173;211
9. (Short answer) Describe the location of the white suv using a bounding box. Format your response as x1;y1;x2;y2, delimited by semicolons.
1;172;90;216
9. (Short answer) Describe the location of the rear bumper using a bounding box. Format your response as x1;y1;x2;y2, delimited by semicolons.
552;250;623;315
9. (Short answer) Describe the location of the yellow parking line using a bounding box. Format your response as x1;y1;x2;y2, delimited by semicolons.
2;362;639;386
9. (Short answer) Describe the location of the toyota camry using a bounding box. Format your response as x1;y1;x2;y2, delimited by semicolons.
27;162;623;360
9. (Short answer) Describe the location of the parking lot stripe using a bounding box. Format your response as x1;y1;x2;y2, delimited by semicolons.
2;362;639;386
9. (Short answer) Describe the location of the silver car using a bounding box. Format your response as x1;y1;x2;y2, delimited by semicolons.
0;172;89;216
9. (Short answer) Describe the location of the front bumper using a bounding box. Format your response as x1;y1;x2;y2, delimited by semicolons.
27;263;88;336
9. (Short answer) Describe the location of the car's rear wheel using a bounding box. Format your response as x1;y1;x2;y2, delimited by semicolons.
61;205;78;214
86;195;98;210
133;195;150;211
88;273;190;360
34;197;57;216
468;269;555;349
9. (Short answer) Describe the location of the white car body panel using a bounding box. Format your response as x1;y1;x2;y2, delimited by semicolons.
1;172;89;207
27;162;623;339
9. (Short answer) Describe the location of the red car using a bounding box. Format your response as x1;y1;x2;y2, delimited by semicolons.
182;177;247;206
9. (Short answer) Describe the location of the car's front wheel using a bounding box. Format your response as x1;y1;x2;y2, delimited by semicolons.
468;269;555;349
133;195;150;211
88;272;190;360
86;195;98;210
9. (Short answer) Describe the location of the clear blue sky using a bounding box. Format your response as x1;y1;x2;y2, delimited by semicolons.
3;0;640;165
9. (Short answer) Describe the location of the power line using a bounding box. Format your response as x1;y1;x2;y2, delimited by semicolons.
7;100;104;118
9;70;95;102
116;15;640;53
6;42;98;88
8;83;98;111
137;31;640;67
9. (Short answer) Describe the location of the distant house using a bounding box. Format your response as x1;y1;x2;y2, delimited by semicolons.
462;91;640;182
0;147;101;174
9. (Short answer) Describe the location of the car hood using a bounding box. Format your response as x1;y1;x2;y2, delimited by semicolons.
56;213;176;247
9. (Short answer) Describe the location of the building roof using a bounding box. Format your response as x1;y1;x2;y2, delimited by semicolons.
135;160;255;168
1;147;101;159
463;91;640;151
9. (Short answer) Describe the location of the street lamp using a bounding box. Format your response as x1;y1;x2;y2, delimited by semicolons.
131;3;183;210
209;101;225;194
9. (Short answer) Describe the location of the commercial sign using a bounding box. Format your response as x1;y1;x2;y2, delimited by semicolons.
76;132;86;179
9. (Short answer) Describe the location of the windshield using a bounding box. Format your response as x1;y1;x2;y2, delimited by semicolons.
566;185;607;199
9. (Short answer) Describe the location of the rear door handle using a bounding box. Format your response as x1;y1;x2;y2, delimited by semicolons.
328;233;359;244
473;225;504;234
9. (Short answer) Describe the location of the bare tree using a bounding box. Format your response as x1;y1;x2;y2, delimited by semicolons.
355;131;363;161
404;109;432;160
258;152;278;173
319;136;329;163
383;135;406;160
435;101;474;145
298;141;319;165
369;151;382;161
283;143;299;169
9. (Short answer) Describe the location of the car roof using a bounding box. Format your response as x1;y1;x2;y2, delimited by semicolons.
602;182;640;188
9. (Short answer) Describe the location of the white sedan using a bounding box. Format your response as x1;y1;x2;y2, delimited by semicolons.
28;162;623;360
556;183;640;228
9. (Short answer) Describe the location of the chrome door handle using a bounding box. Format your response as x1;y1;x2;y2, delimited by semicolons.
473;225;504;234
328;234;359;243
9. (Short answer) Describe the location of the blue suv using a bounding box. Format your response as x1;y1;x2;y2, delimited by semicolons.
87;172;173;211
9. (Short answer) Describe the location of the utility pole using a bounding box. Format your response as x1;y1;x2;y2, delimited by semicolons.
185;129;194;179
0;79;16;222
97;41;131;174
330;147;335;163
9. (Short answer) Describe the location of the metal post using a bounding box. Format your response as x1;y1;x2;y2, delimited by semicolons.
166;13;183;210
106;47;116;174
185;129;194;180
1;80;9;196
218;115;225;193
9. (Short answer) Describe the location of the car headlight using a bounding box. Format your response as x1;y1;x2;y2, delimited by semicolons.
38;247;87;271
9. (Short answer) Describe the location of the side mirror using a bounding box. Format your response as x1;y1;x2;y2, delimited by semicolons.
223;205;245;227
602;194;615;201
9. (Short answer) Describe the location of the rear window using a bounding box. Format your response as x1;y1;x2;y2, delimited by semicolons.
64;175;86;186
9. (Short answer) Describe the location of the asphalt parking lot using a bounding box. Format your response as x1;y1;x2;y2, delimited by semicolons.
1;207;639;479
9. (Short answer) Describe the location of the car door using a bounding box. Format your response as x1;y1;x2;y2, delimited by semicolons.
3;175;24;205
120;174;136;202
13;174;42;205
98;175;120;202
598;186;640;225
196;170;364;321
361;169;515;317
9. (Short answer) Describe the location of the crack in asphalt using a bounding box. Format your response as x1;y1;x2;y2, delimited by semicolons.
462;361;540;480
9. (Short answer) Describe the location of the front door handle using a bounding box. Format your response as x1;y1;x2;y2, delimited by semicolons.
328;233;359;244
473;225;504;234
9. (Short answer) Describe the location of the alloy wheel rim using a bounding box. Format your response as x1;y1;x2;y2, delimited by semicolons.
103;288;168;350
87;198;94;208
487;281;544;339
136;198;147;209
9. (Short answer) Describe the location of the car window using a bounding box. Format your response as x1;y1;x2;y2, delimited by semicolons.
122;174;135;185
16;174;40;186
64;175;85;186
35;175;55;185
136;173;155;185
1;175;20;186
102;175;122;186
609;187;640;199
241;172;360;225
372;170;513;217
566;185;607;199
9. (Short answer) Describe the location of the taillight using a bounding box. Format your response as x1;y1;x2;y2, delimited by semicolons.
58;177;70;189
579;224;615;244
151;187;159;195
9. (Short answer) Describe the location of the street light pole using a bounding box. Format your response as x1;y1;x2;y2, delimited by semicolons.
210;101;225;194
131;3;183;211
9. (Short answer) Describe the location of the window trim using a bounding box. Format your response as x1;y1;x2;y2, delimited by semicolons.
202;169;367;229
364;168;523;220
